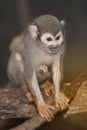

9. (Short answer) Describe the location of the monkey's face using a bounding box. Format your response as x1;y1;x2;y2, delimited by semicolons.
28;15;65;54
40;30;64;54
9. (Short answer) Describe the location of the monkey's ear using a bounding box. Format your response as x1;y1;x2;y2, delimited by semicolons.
28;25;38;40
61;20;65;28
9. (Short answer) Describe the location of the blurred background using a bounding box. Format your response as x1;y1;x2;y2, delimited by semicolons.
0;0;87;85
0;0;87;129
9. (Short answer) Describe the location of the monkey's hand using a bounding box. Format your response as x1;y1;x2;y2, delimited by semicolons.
36;101;55;121
55;92;69;111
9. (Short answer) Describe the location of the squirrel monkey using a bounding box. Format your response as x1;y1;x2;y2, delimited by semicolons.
7;15;69;121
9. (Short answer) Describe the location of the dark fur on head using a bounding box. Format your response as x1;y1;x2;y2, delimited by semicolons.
29;15;65;40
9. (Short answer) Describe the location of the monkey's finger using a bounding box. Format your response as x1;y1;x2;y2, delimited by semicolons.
60;101;69;110
61;92;69;103
48;105;55;110
48;110;54;119
65;98;69;103
55;102;60;108
40;111;52;122
44;112;52;122
39;112;44;118
59;102;66;111
45;110;54;121
40;107;54;121
56;103;63;111
58;100;68;111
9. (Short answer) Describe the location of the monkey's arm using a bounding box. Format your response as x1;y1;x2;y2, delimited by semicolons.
52;54;69;110
28;71;54;121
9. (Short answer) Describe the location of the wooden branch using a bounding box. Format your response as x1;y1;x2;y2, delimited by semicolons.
0;71;87;130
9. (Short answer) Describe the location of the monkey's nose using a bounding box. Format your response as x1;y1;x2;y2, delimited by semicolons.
49;45;59;52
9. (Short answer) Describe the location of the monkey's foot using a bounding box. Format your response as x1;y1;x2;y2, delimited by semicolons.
36;102;55;121
26;92;34;102
22;85;34;102
55;92;69;111
41;82;55;97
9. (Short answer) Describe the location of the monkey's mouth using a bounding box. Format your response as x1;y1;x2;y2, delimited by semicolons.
49;45;59;53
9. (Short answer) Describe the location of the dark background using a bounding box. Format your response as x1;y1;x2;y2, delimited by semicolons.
0;0;87;129
0;0;87;85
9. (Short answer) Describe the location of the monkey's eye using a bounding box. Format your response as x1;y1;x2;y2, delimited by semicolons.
41;33;54;45
46;37;52;41
55;35;60;40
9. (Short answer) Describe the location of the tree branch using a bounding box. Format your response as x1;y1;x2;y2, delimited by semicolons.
0;71;87;130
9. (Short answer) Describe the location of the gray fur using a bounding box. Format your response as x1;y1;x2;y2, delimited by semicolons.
7;15;66;119
32;15;61;36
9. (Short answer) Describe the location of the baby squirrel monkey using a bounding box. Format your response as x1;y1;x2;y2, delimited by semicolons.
7;15;69;121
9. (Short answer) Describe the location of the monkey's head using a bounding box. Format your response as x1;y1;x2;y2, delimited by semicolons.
28;15;65;54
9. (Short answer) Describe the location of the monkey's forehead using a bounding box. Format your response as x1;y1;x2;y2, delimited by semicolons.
32;15;61;35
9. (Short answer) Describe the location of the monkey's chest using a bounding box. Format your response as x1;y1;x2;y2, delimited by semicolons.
35;55;54;69
29;47;58;70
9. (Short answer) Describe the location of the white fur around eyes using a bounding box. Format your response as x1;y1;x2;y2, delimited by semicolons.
55;31;64;45
55;31;62;38
41;32;64;46
41;33;54;45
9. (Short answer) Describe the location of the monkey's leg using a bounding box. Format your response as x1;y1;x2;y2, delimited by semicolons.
52;54;69;111
8;52;34;102
22;85;34;102
29;71;54;121
7;52;24;84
